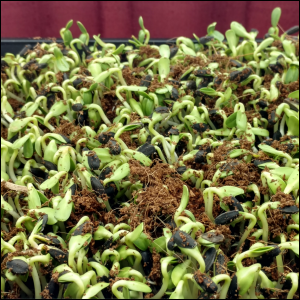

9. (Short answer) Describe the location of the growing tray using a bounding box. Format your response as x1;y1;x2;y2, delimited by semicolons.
1;38;264;56
1;39;176;56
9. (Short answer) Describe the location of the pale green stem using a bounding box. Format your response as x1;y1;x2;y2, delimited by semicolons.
236;212;257;250
86;104;111;125
286;273;299;299
248;271;259;299
35;261;47;290
212;274;231;299
15;277;33;297
31;264;41;299
258;202;280;242
204;190;214;222
180;247;206;273
77;248;86;275
8;149;18;182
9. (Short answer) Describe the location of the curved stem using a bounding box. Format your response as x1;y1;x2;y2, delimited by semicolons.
86;104;111;125
203;189;215;222
8;149;18;182
31;264;41;299
258;202;280;242
15;277;33;297
212;274;231;299
286;273;299;299
236;212;257;250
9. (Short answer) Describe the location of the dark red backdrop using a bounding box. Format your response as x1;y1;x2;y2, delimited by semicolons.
1;1;299;39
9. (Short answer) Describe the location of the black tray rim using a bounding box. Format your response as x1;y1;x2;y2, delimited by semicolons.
1;38;181;56
1;38;265;56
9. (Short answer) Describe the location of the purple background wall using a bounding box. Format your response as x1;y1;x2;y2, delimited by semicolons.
1;1;299;39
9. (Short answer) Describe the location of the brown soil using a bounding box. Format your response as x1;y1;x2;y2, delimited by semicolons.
266;207;296;239
122;67;143;86
1;72;8;82
148;248;161;282
278;79;299;100
118;159;183;235
100;94;118;122
55;71;64;84
1;227;25;241
32;43;49;58
5;283;20;299
66;188;116;229
263;74;273;89
139;45;160;59
1;125;8;139
272;40;284;51
120;129;139;149
7;98;23;111
53;119;86;144
147;75;166;92
78;66;91;76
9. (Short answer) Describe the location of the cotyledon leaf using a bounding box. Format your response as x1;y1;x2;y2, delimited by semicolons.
54;189;73;222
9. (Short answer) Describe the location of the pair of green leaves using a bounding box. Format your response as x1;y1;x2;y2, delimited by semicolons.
225;111;247;131
158;57;170;82
53;47;69;72
11;133;35;158
207;22;225;42
63;20;73;46
271;7;281;28
103;163;130;186
10;117;37;134
285;64;299;84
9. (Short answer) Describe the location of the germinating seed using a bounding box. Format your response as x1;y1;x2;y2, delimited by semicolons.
1;8;299;299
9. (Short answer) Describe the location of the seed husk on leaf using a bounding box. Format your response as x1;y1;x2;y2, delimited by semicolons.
229;68;253;83
42;278;59;299
194;272;218;293
176;166;187;175
228;274;239;298
19;44;32;57
192;123;210;133
228;196;244;212
140;74;152;88
172;230;197;249
40;214;48;232
98;132;115;144
169;47;178;58
107;139;121;155
194;150;207;163
41;160;58;171
204;247;217;272
138;143;156;156
279;205;299;214
141;250;153;276
201;232;225;244
30;167;49;181
91;176;105;196
87;151;100;170
6;259;29;275
214;252;226;275
214;210;239;225
49;248;69;264
72;103;83;111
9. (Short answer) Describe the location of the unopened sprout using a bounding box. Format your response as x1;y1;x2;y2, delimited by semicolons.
1;8;299;300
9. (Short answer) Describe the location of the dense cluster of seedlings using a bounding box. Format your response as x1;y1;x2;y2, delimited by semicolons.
1;7;299;299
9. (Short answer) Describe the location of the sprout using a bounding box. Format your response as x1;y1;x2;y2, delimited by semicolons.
58;272;85;299
232;263;261;297
68;220;93;272
1;11;299;300
282;272;299;299
150;256;177;299
112;280;152;299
